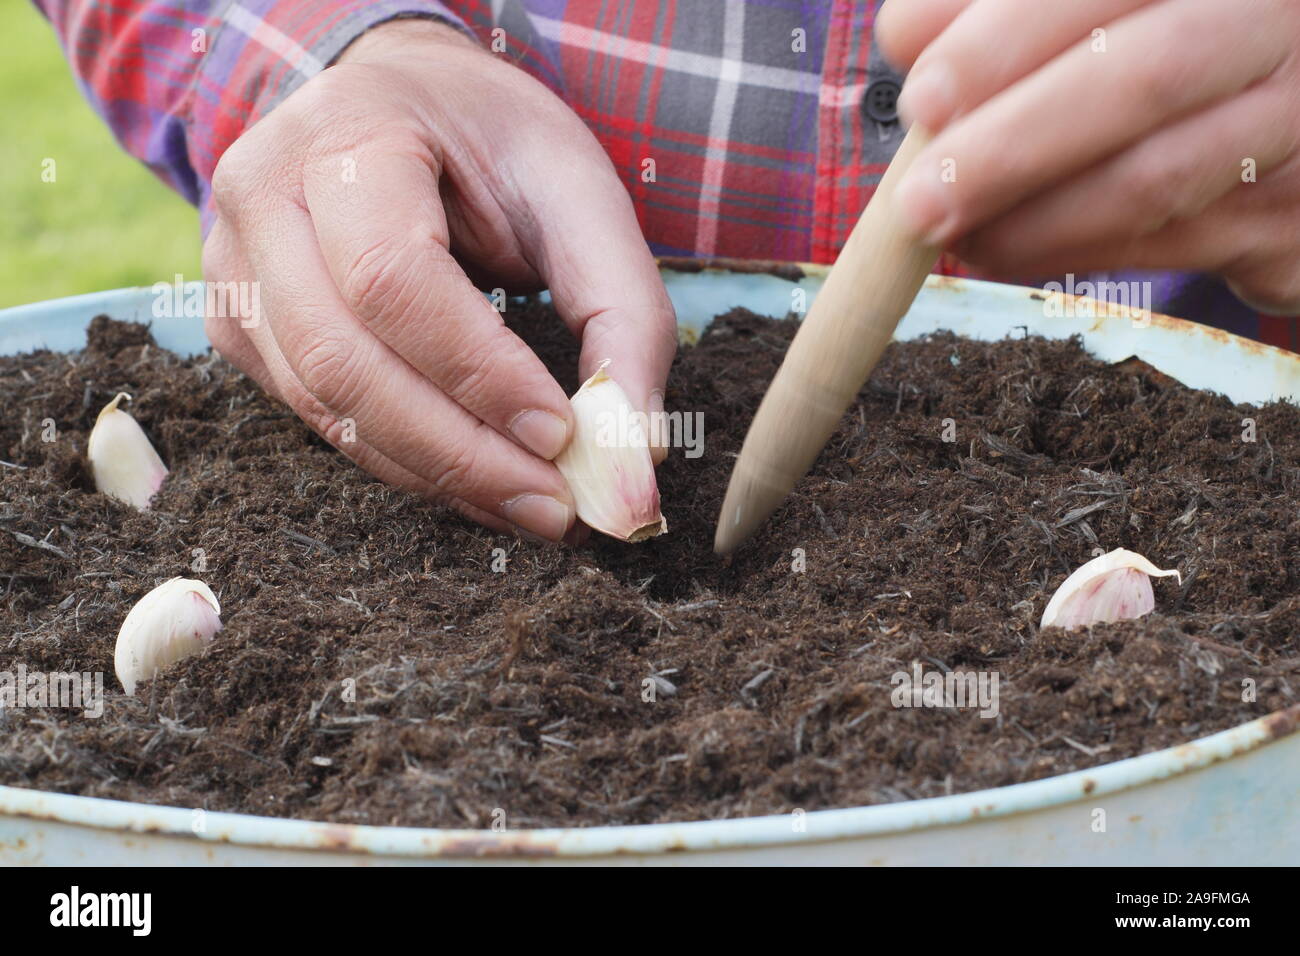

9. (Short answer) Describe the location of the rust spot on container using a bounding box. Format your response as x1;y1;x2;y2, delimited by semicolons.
1083;779;1096;794
1261;703;1300;741
435;836;559;858
1048;293;1295;363
1142;310;1285;362
313;825;360;852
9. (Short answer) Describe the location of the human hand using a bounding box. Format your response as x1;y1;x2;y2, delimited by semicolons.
202;19;677;541
878;0;1300;313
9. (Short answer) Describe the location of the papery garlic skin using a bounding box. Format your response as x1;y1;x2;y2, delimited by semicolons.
88;392;168;510
555;362;667;543
1041;548;1181;631
114;577;222;695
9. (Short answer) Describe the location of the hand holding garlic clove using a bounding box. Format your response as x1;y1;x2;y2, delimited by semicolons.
554;361;667;543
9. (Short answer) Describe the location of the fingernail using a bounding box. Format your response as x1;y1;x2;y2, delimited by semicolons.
509;409;569;460
503;493;574;542
897;62;953;130
894;169;954;246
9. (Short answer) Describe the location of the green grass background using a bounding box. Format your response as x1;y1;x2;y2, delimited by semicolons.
0;4;202;309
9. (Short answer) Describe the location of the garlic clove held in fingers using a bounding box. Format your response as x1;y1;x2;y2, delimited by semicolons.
87;392;168;510
554;361;667;543
114;577;222;695
1041;548;1181;631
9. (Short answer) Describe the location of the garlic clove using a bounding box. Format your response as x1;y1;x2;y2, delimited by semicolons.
87;392;168;510
114;577;222;695
554;361;667;543
1040;548;1181;631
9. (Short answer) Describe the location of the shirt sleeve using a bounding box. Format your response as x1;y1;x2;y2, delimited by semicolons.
30;0;476;234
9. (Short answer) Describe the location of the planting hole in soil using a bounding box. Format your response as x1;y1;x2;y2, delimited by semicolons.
1;306;1297;829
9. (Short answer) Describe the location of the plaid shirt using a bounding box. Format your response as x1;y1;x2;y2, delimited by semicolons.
31;0;1295;348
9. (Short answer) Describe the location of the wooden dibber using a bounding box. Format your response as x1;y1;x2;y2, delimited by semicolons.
714;126;941;554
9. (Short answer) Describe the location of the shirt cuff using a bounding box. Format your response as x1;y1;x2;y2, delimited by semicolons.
191;1;475;233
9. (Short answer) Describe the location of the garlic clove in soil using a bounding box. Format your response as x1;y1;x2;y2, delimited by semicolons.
114;577;222;695
554;361;667;543
1040;548;1181;631
87;392;168;510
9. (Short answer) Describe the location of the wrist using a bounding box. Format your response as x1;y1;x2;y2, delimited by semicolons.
338;16;480;65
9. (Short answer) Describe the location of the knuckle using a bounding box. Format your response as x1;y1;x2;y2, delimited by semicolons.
293;333;369;410
314;415;352;448
208;169;239;223
1124;156;1186;232
210;140;265;222
428;427;485;496
1128;51;1194;119
211;135;253;193
200;238;229;281
290;387;351;448
340;235;414;317
441;337;501;410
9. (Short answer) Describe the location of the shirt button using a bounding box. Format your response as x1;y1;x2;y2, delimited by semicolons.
862;79;901;124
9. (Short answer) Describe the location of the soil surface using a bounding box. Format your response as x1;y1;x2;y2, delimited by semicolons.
1;307;1297;830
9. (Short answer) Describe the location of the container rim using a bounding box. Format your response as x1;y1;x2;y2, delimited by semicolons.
1;265;1296;860
1;705;1295;859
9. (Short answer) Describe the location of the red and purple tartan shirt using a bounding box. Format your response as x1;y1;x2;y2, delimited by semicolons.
30;0;1297;348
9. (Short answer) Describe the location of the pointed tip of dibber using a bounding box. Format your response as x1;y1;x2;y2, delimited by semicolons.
713;487;757;555
713;457;795;555
712;368;849;555
713;521;755;556
713;503;744;555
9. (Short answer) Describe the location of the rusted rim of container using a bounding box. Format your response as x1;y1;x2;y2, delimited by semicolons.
0;704;1294;859
0;267;1296;859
